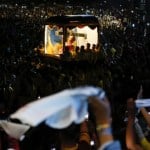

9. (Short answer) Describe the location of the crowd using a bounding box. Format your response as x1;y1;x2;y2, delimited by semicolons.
0;0;150;149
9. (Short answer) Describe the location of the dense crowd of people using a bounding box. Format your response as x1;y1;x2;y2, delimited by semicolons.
0;0;150;149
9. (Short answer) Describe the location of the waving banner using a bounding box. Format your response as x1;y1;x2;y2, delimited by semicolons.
10;86;105;129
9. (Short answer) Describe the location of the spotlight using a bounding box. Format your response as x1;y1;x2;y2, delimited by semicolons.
90;140;95;146
85;113;89;119
147;22;150;26
132;24;135;28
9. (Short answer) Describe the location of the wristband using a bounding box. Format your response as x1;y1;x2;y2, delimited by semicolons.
96;124;112;135
96;124;110;131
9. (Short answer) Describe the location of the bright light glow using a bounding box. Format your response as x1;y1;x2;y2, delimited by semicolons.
90;140;95;146
147;23;150;26
76;26;98;48
85;113;89;119
44;25;98;55
132;24;135;28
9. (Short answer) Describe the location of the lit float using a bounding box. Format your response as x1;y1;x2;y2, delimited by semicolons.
40;15;101;63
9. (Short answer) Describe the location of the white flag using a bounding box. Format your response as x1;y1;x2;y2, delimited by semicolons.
0;120;30;139
10;86;105;129
135;99;150;108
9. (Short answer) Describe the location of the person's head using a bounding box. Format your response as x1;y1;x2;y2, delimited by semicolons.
59;123;80;150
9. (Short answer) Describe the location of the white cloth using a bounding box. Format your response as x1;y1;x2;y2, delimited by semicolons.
10;86;105;129
0;120;30;139
135;99;150;108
